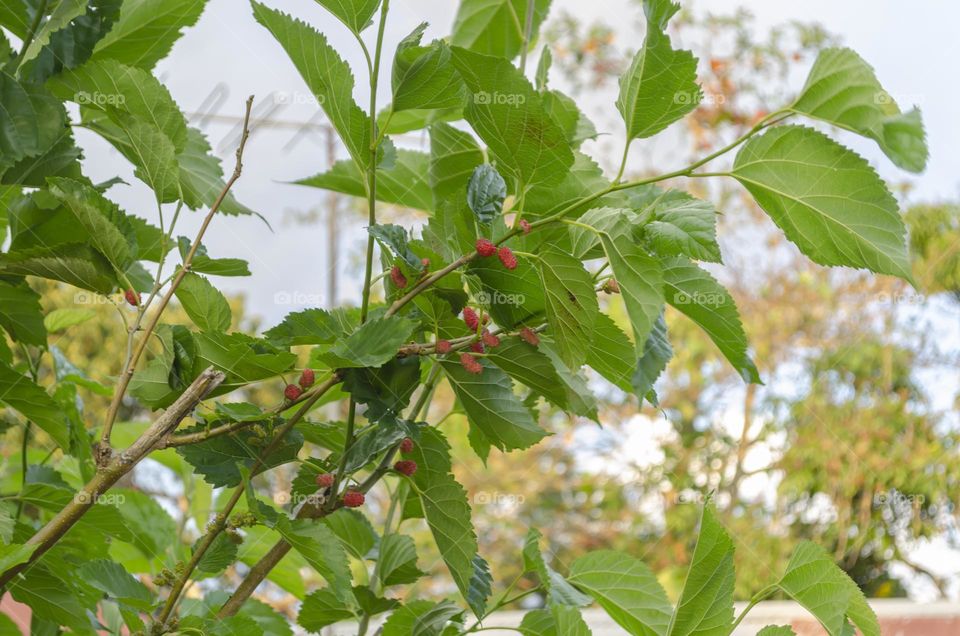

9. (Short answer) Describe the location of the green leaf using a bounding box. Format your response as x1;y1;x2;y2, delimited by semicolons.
342;417;417;472
536;46;552;91
177;126;255;215
538;341;598;420
467;164;506;224
176;426;303;487
485;336;570;410
632;313;671;404
368;223;423;271
429;122;483;202
467;554;492;616
92;0;210;69
298;587;355;631
392;33;465;113
617;0;701;140
0;72;65;173
440;358;548;452
775;542;879;636
0;281;46;345
0;2;30;39
342;356;421;422
47;177;136;272
193;332;296;394
313;0;381;35
176;237;249;277
1;129;82;187
791;47;927;172
324;509;376;560
523;528;593;607
20;0;89;65
667;503;734;636
0;360;68;449
0;542;38;573
275;517;353;602
295;150;433;212
78;560;152;609
379;533;426;587
642;190;722;263
381;600;463;636
9;565;94;634
264;308;352;346
568;550;672;636
251;1;371;169
43;307;95;334
585;313;635;393
451;46;574;190
175;272;232;332
731;125;911;281
450;0;551;60
757;627;796;636
319;316;417;369
406;428;478;602
537;247;599;368
47;58;188;151
598;228;664;355
195;532;240;576
520;606;593;636
662;256;759;383
0;243;118;294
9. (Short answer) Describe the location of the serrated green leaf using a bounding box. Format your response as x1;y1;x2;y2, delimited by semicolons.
523;528;593;607
643;190;721;263
319;316;417;369
296;150;433;212
543;89;597;149
252;1;371;169
757;627;796;636
775;542;879;636
47;177;136;272
0;281;46;345
662;256;759;383
791;47;927;172
176;237;249;277
314;0;381;35
177;127;255;215
667;503;735;636
298;587;355;631
0;360;68;449
175;272;232;332
43;307;95;334
440;358;547;451
467;164;506;223
731;125;911;281
466;553;492;617
0;243;118;293
537;247;599;368
568;550;672;636
451;46;574;190
429;122;483;202
379;533;426;587
367;223;423;270
324;508;376;560
485;336;570;409
276;517;353;601
632;313;671;404
617;0;701;141
0;72;65;173
450;0;551;60
78;560;152;609
342;417;416;472
193;332;297;394
342;356;421;422
1;129;82;187
20;0;89;65
264;308;353;346
392;35;465;113
382;600;463;636
406;428;478;602
176;426;303;487
520;606;593;636
92;0;210;70
585;313;634;393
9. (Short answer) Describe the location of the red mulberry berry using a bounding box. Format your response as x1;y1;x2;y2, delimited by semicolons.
435;339;452;354
519;219;532;234
421;257;431;270
463;307;479;331
298;368;315;389
315;473;334;488
399;437;414;454
475;238;496;257
519;327;540;346
459;352;483;374
390;265;408;289
284;384;303;401
343;490;365;508
497;246;517;270
470;341;485;353
481;330;500;348
394;460;417;476
124;288;140;307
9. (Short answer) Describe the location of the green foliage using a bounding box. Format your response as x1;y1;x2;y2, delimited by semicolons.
0;0;926;633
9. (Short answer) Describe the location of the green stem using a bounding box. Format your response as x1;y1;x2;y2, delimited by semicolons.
518;0;536;74
11;0;48;71
730;584;778;632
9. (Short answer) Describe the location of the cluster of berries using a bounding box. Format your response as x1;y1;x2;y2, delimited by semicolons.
153;562;186;587
390;258;431;290
227;511;258;529
475;238;517;270
311;438;418;510
283;368;316;402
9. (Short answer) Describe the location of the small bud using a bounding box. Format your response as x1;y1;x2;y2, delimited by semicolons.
315;473;335;488
284;384;303;401
602;278;620;294
421;257;431;270
519;219;532;234
519;327;540;346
